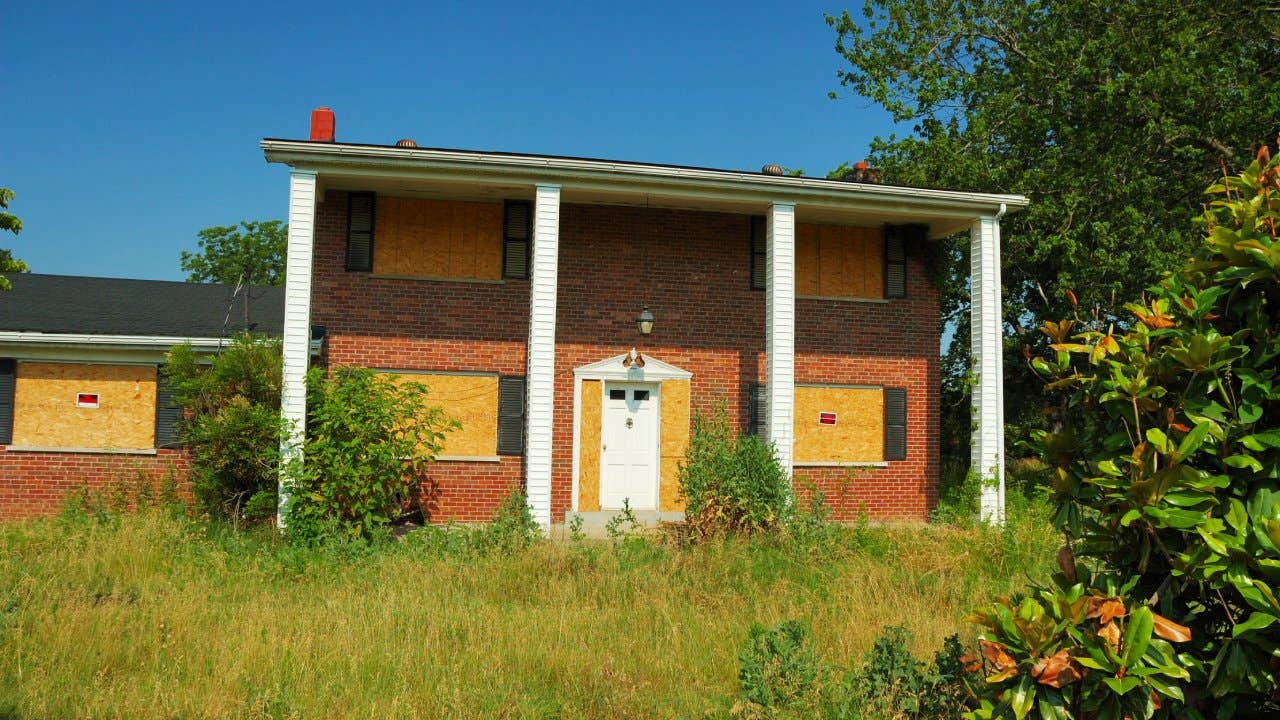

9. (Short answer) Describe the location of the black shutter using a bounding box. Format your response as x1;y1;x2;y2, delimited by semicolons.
154;368;182;448
346;191;376;272
0;359;14;445
750;216;767;290
503;200;531;280
884;387;907;461
747;382;767;438
884;226;907;298
497;376;526;455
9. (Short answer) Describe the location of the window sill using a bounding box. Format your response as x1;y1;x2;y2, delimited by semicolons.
4;445;158;456
369;274;506;285
435;455;502;463
793;461;889;468
797;295;890;304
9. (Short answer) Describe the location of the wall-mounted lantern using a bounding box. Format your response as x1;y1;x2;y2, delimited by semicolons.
635;305;655;335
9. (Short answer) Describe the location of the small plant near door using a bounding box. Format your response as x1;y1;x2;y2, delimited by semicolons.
678;404;792;538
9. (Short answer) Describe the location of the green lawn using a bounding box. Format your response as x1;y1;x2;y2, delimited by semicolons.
0;504;1056;719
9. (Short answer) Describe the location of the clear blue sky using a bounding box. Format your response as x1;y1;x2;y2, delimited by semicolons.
4;1;899;282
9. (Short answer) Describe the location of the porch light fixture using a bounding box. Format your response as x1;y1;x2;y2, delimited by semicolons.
636;305;655;335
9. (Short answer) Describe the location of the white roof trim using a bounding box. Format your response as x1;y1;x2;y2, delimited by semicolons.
573;352;693;382
261;140;1028;216
0;332;226;350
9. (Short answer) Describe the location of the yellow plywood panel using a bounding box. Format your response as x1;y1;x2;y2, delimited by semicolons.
795;224;821;297
13;363;156;450
578;381;601;512
373;197;503;280
854;227;884;297
818;226;854;298
659;379;691;512
794;386;884;463
474;203;504;279
796;224;885;299
383;372;498;457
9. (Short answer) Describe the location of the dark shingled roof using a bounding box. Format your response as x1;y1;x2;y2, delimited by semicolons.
0;274;285;338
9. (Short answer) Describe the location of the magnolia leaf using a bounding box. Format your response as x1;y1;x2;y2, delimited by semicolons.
1010;674;1036;720
1031;650;1084;688
980;639;1017;672
1123;607;1155;667
1151;613;1192;643
1231;611;1277;638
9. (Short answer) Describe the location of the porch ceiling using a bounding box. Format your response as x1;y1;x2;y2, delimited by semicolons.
263;139;1027;238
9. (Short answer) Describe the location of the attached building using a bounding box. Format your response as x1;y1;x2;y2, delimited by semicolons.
0;274;283;519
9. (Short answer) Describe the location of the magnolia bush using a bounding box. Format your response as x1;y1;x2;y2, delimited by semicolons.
963;144;1280;719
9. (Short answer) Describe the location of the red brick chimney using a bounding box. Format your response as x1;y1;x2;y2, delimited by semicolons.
309;107;335;142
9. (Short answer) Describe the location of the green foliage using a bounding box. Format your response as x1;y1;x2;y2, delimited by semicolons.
969;148;1280;717
286;367;457;541
163;334;284;524
737;620;825;711
0;187;27;291
850;627;972;720
827;1;1280;464
677;405;792;538
180;220;287;286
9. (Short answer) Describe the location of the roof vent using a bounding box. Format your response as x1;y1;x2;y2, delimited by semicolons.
309;107;335;143
761;164;785;176
842;161;881;184
395;138;418;148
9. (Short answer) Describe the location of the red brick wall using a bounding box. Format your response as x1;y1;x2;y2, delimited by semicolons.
313;191;939;523
0;447;191;521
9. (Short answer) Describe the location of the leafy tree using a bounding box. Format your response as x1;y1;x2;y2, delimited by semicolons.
163;334;285;524
963;148;1280;718
826;2;1280;470
0;187;28;291
180;220;287;286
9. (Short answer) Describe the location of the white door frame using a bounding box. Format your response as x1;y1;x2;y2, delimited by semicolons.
570;352;692;512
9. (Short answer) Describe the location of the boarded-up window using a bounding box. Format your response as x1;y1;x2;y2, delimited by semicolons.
795;223;884;299
380;372;500;457
373;197;504;280
0;359;14;445
12;362;157;450
793;385;885;463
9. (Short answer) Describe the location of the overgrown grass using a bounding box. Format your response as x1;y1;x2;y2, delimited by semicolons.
0;502;1057;719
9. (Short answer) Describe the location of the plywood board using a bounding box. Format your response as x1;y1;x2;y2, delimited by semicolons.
578;380;601;512
795;224;821;296
659;379;690;512
796;223;884;299
794;386;884;463
383;372;499;457
374;197;503;280
13;362;156;450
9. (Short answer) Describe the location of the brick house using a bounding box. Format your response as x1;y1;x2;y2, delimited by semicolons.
265;108;1026;527
0;274;282;519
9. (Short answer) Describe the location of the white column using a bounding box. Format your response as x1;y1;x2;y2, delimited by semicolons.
277;169;318;529
971;212;1006;525
525;184;561;529
766;202;796;476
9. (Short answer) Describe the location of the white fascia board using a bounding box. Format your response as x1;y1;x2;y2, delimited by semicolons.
261;140;1028;217
0;332;226;350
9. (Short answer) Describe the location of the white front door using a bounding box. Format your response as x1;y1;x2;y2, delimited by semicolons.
600;382;659;510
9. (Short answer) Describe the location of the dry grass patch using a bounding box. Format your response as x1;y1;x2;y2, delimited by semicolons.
0;506;1056;719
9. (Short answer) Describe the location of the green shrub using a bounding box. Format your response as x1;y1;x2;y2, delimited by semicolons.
963;144;1280;718
286;367;456;541
737;619;825;711
163;334;284;523
848;627;972;720
678;405;792;538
